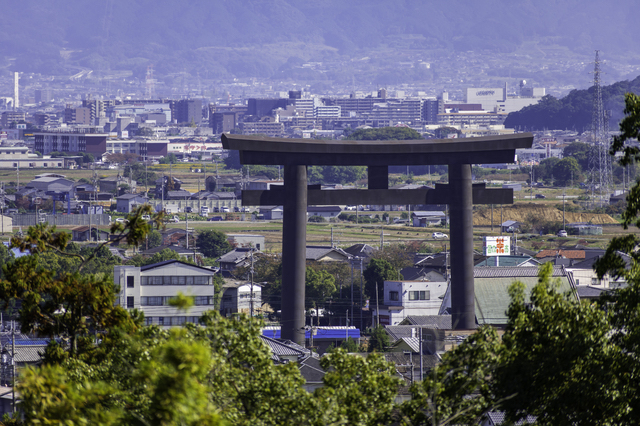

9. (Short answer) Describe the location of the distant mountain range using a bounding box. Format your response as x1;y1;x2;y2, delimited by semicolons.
2;0;640;81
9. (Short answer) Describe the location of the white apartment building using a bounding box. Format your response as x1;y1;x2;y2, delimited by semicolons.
114;260;218;327
376;280;448;326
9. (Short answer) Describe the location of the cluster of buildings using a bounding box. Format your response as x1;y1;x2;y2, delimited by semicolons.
0;79;553;171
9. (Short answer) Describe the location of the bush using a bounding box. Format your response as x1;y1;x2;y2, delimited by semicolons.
308;215;326;223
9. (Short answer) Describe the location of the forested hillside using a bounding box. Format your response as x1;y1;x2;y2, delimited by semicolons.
504;75;640;131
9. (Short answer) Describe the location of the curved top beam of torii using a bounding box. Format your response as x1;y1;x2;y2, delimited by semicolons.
221;133;533;166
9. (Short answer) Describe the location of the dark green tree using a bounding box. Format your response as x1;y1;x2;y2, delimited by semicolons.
363;258;400;302
368;325;390;352
196;229;232;259
552;157;581;186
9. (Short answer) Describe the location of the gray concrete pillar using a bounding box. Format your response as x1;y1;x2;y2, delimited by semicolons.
281;165;307;344
449;163;475;330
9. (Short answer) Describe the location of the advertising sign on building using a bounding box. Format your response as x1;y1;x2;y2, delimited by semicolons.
484;236;511;256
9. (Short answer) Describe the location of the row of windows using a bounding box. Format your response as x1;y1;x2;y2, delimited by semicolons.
143;316;201;326
140;296;214;306
140;276;213;286
389;290;431;301
409;290;430;301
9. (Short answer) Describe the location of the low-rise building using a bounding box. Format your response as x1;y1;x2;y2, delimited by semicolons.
114;260;217;327
376;280;448;326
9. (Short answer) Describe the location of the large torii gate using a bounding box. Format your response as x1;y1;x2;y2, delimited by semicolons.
222;133;533;345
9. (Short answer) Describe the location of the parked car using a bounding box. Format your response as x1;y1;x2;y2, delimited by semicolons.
221;206;230;213
535;194;546;199
141;215;151;221
432;232;449;239
557;230;568;237
234;206;240;212
207;216;224;221
200;206;209;215
185;206;193;213
167;215;180;223
241;207;251;212
115;218;127;224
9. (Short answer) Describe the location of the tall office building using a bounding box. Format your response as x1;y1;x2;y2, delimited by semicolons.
172;99;203;125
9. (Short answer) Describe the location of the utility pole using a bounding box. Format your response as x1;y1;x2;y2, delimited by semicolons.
250;248;255;317
375;281;380;327
359;257;363;331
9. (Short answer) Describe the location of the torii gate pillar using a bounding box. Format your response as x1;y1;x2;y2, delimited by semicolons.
281;165;307;342
449;163;475;329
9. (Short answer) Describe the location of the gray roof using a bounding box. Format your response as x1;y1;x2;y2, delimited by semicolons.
306;246;350;261
401;315;452;329
14;345;47;363
474;266;566;278
298;356;325;383
576;286;610;299
307;205;342;212
218;247;253;263
260;335;308;358
383;352;439;370
485;411;537;425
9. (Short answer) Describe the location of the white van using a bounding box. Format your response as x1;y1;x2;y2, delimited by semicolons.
200;206;210;215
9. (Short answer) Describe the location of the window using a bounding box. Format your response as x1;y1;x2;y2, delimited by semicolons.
127;276;135;288
409;291;430;301
591;278;601;286
144;317;153;326
158;317;164;326
389;291;399;301
194;296;214;306
127;296;134;309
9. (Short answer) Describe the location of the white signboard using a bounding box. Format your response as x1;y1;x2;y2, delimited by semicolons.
484;236;511;256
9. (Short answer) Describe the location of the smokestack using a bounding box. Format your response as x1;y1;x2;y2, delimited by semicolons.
13;72;19;110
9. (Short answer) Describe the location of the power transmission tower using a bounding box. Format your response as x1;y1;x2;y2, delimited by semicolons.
588;50;613;207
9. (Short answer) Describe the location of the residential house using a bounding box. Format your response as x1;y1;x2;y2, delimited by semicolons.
343;243;377;262
306;246;351;262
567;250;630;289
375;280;448;326
115;193;149;213
220;280;262;316
71;226;110;242
114;260;217;327
218;247;255;277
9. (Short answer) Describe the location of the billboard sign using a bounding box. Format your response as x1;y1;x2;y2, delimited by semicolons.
484;236;511;256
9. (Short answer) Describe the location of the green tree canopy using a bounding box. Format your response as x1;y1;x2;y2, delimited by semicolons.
363;258;400;302
196;229;232;259
346;126;422;141
552;157;581;186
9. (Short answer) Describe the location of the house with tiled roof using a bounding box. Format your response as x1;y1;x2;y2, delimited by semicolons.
535;249;586;261
306;246;351;262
